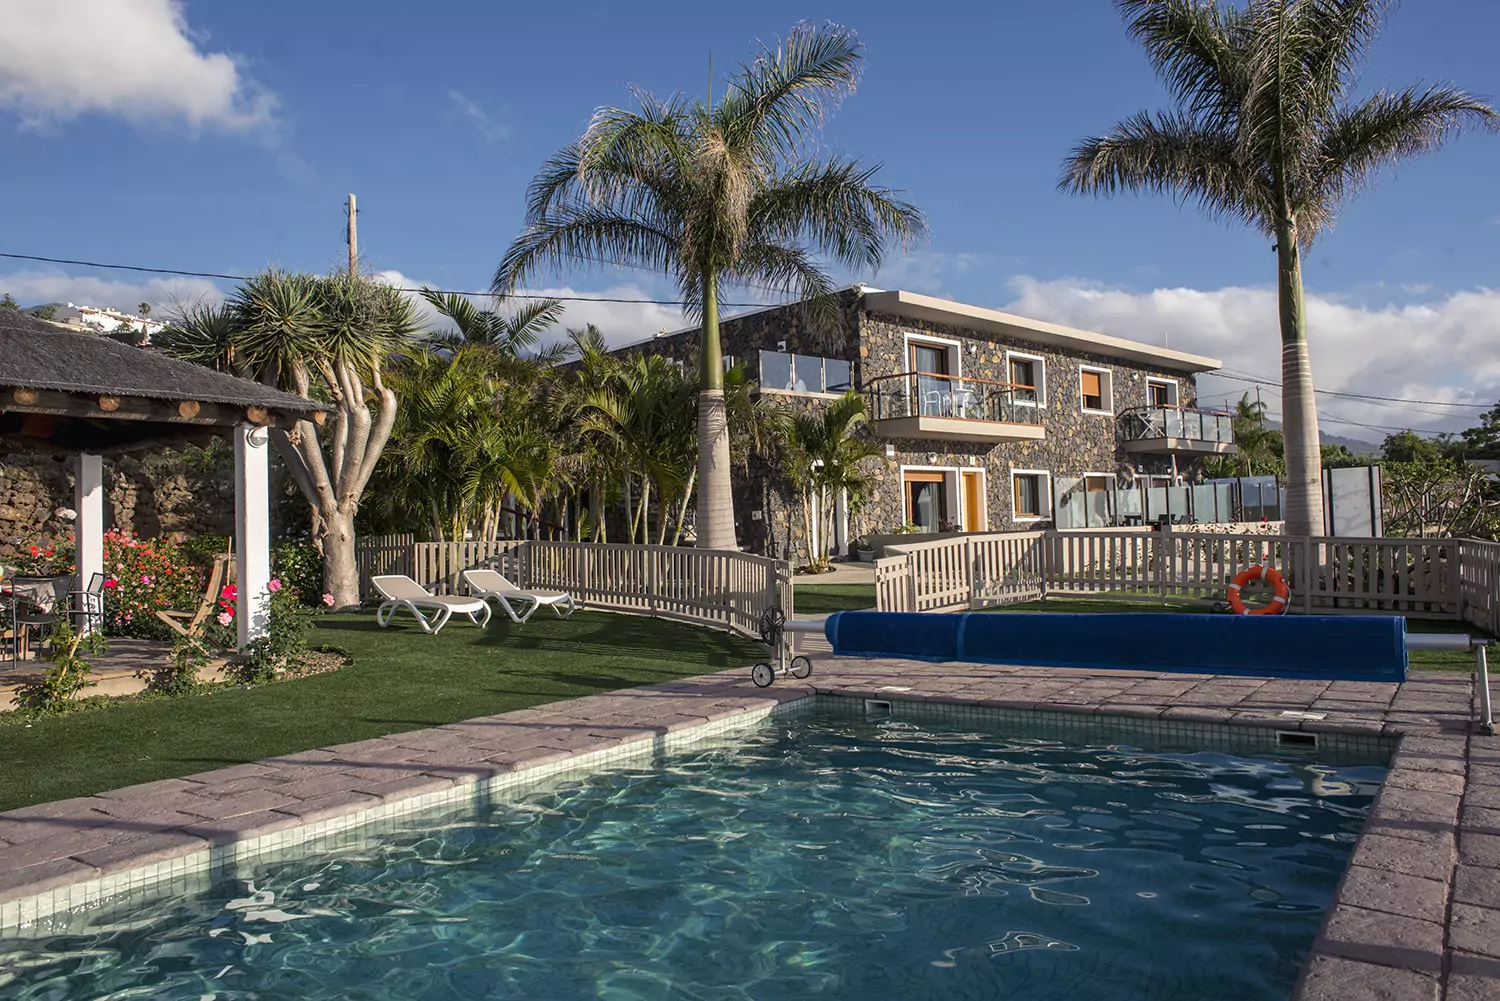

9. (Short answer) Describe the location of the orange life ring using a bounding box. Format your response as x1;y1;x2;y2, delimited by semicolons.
1227;564;1290;615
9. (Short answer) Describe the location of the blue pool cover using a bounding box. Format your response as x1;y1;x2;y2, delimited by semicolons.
822;611;1408;682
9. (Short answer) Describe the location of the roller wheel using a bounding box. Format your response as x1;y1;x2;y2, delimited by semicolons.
751;663;775;688
759;606;787;646
789;655;813;680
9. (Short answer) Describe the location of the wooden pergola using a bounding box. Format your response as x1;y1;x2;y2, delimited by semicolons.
0;310;330;644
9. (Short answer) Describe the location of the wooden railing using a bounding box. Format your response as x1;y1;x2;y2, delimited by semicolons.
355;536;790;640
874;527;1497;629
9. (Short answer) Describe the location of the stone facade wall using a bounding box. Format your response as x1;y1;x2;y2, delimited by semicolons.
0;452;300;560
857;311;1201;534
604;292;1215;558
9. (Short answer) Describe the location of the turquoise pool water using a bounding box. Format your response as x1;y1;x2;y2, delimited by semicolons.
2;714;1384;1000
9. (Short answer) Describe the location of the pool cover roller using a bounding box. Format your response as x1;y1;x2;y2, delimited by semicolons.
822;611;1407;682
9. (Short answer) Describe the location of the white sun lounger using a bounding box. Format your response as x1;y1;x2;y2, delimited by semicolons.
460;568;577;624
372;574;492;634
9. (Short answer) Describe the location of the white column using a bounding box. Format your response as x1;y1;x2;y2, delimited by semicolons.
835;488;850;556
74;453;104;632
234;424;271;646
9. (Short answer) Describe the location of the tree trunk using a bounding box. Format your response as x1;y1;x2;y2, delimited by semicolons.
1275;218;1325;537
671;468;697;546
694;273;737;551
322;506;359;608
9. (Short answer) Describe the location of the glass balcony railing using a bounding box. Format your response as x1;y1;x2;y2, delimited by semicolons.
864;371;1043;426
1121;406;1235;444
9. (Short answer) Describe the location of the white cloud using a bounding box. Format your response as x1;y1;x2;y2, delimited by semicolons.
1000;276;1500;438
0;267;223;316
0;0;275;132
446;90;509;143
371;270;687;349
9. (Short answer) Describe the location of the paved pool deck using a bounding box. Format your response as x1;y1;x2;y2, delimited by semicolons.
0;652;1494;1000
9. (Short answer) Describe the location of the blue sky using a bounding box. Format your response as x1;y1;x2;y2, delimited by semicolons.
2;0;1497;438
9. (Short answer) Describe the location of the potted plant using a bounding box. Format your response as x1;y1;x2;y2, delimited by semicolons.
853;536;875;562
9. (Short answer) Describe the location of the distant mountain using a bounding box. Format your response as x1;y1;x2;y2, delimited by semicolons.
1265;422;1380;454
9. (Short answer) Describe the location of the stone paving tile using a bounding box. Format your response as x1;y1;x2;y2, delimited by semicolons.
1333;866;1450;925
1295;954;1439;1000
1459;832;1500;869
1450;903;1500;961
1314;903;1445;973
71;830;210;875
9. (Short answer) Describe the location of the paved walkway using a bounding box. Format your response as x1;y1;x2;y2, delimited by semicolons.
0;638;226;707
0;654;1493;999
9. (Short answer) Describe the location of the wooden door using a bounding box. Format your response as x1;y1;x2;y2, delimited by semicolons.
962;471;984;532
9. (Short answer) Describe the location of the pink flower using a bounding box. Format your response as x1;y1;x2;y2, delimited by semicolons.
216;610;233;626
140;574;152;586
104;578;117;589
322;593;336;607
267;579;282;593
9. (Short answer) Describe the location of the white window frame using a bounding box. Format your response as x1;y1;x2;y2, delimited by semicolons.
899;463;962;532
1010;468;1052;523
1005;350;1046;409
959;467;989;532
1145;377;1179;408
903;333;963;380
1078;364;1114;416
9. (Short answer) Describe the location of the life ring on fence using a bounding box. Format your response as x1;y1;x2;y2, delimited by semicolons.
1227;564;1291;615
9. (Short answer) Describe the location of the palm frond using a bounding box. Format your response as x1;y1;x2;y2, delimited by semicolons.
717;21;863;164
1116;0;1251;125
495;204;680;293
1310;84;1499;218
1061;111;1267;231
750;158;927;273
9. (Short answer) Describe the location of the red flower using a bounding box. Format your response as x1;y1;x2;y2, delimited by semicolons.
104;578;118;589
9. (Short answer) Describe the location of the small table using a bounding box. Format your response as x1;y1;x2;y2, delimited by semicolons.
2;575;72;663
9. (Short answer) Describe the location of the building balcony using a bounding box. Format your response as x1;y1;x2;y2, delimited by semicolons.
865;372;1045;444
1121;406;1237;455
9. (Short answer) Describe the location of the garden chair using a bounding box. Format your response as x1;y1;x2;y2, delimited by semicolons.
156;555;232;641
70;572;107;634
460;568;577;624
371;574;492;635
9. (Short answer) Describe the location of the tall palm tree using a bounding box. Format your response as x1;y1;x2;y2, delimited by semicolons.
1060;0;1495;536
497;21;927;551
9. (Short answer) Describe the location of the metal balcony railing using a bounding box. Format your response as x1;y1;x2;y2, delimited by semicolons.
1121;405;1236;444
864;371;1043;425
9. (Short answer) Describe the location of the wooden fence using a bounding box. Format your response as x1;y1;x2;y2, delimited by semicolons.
876;528;1498;630
355;536;790;640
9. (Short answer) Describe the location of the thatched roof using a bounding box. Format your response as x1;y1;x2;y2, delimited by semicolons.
0;309;321;412
0;309;330;455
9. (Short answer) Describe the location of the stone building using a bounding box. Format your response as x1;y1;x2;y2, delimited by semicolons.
613;287;1235;559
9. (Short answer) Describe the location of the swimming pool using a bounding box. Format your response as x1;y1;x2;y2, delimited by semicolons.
0;711;1385;1000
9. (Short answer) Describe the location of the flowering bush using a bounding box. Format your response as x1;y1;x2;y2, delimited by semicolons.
228;583;313;685
10;539;75;577
271;541;323;605
100;530;205;641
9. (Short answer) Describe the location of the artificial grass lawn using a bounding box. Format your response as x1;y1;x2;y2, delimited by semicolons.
794;584;1482;672
0;610;763;813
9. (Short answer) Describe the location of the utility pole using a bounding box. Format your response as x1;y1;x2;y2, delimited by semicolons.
346;193;358;276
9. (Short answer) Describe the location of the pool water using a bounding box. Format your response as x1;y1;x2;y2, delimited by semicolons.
2;714;1385;1000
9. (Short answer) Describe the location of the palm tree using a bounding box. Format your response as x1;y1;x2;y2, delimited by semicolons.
777;390;885;568
420;288;566;363
1060;0;1495;536
497;21;927;551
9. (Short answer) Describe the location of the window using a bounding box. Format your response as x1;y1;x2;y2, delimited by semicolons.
1011;470;1050;521
825;358;852;391
757;350;851;394
1006;351;1045;407
1080;366;1113;414
903;470;950;532
1146;378;1179;409
906;336;962;418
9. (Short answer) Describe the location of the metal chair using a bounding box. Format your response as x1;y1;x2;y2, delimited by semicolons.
70;572;106;634
7;576;63;666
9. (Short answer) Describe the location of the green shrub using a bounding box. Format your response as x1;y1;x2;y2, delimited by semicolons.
226;584;311;686
271;540;323;605
13;622;102;713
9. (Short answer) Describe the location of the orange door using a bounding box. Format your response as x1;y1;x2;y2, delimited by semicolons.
962;471;984;532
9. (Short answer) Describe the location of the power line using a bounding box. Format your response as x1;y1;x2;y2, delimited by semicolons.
0;250;774;308
1212;368;1492;410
